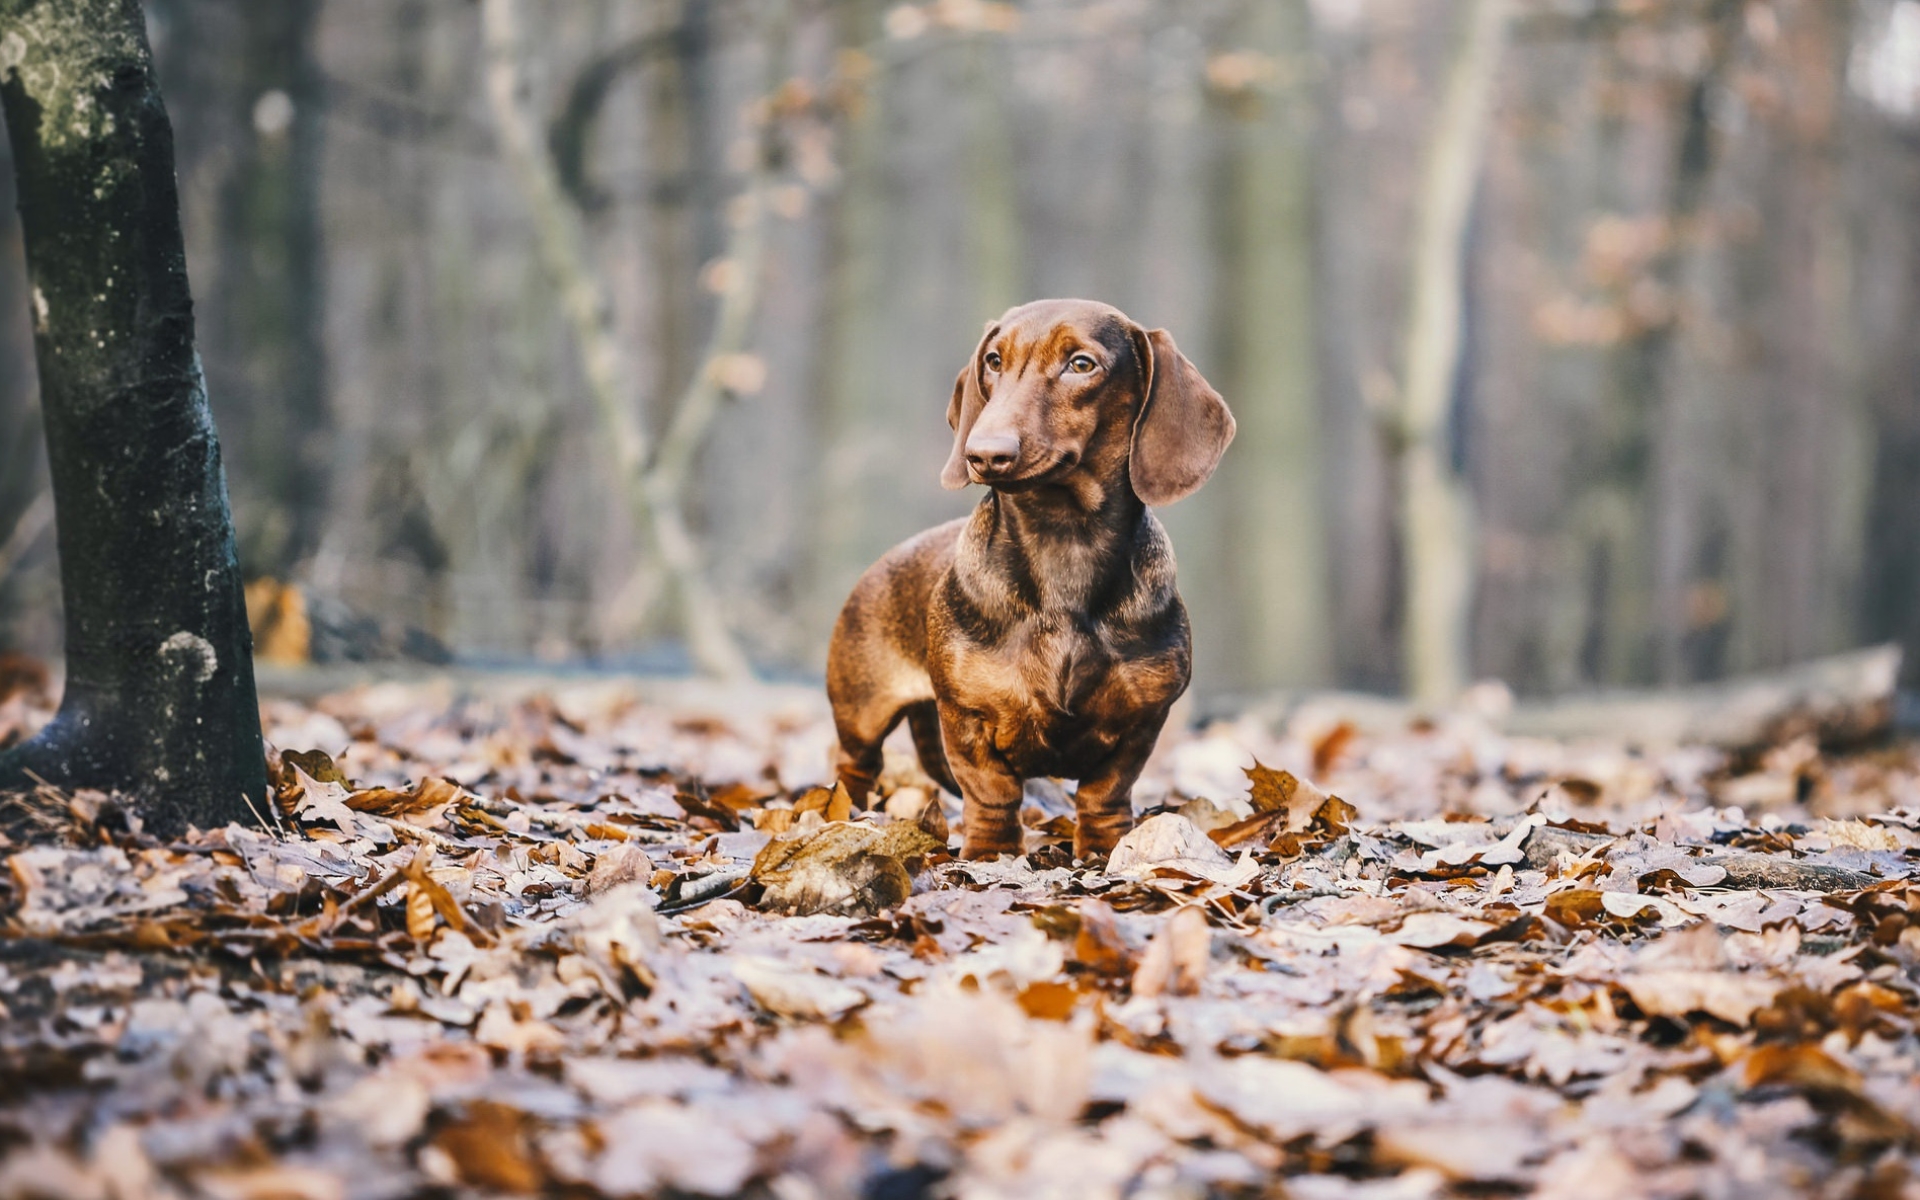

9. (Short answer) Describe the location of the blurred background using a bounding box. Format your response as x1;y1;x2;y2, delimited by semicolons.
3;0;1920;704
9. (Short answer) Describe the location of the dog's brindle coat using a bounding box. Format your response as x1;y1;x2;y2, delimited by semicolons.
827;299;1235;860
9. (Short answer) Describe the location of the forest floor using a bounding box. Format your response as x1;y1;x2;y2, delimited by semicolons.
1;670;1918;1200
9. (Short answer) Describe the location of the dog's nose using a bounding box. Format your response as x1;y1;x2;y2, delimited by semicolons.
965;433;1021;476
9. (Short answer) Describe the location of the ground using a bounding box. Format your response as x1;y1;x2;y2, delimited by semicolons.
1;669;1918;1199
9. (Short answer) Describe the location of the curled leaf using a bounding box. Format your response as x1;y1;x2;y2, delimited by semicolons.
751;820;942;915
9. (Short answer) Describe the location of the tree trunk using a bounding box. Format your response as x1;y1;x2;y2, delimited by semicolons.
1206;0;1329;691
0;0;266;835
1397;0;1508;707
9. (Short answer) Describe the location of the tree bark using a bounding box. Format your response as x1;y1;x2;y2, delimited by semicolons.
0;0;266;835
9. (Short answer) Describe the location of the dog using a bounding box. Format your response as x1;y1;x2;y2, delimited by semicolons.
826;299;1235;860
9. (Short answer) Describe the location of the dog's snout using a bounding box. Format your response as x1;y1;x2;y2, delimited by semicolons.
965;432;1021;477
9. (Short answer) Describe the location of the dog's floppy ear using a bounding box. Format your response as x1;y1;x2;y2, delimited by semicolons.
941;321;1000;490
1127;326;1235;506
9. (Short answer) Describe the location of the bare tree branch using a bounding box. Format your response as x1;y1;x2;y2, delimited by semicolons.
478;0;754;680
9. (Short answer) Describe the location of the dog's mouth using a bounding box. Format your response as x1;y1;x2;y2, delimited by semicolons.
972;451;1080;490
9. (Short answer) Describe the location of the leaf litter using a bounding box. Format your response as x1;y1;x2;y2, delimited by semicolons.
1;675;1919;1198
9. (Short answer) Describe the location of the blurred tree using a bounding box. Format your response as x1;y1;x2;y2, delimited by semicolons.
812;0;894;623
0;0;266;834
1398;0;1509;706
1207;0;1330;689
1588;0;1741;687
208;0;329;579
481;0;790;679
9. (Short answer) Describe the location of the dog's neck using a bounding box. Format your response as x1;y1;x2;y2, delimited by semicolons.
967;477;1148;617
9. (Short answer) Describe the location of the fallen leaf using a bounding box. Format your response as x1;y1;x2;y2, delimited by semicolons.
733;956;866;1019
195;1166;346;1200
1390;911;1494;949
751;820;942;915
586;844;654;895
1543;887;1606;927
591;1100;759;1197
1311;721;1358;775
1072;898;1135;976
1132;906;1211;997
794;779;856;822
432;1100;545;1192
1113;810;1228;875
280;747;348;786
286;763;360;834
405;879;437;941
1198;1056;1426;1144
1245;761;1320;830
1016;979;1080;1020
1619;970;1783;1026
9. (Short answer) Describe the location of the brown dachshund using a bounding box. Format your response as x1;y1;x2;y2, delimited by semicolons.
826;299;1235;860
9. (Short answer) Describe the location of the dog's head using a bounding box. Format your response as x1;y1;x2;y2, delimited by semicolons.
940;299;1234;507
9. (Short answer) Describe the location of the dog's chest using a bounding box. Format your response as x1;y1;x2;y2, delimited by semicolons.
1015;616;1110;717
946;615;1134;768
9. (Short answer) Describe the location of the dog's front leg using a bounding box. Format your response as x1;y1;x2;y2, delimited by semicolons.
1070;729;1162;860
937;709;1025;859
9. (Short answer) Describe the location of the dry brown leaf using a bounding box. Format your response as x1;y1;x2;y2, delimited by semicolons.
1543;887;1606;927
280;747;348;786
1016;979;1080;1020
1311;720;1358;774
1744;1042;1864;1093
284;763;359;834
751;820;942;915
586;843;654;894
1131;905;1211;997
1207;808;1280;848
793;779;857;821
734;956;866;1019
431;1100;545;1192
195;1166;346;1200
1245;760;1319;828
885;786;952;846
1619;970;1783;1026
1108;813;1255;885
1391;911;1494;949
400;846;478;940
1072;898;1135;976
405;880;437;941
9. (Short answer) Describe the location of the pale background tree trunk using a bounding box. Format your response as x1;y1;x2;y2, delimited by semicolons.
1199;0;1330;691
1397;0;1508;707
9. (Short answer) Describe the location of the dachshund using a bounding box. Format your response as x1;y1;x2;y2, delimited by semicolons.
826;298;1235;860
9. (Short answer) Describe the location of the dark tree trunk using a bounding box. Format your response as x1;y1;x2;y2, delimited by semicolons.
0;0;266;835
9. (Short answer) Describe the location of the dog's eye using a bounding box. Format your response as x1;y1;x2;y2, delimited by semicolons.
1066;354;1098;374
984;351;1002;372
